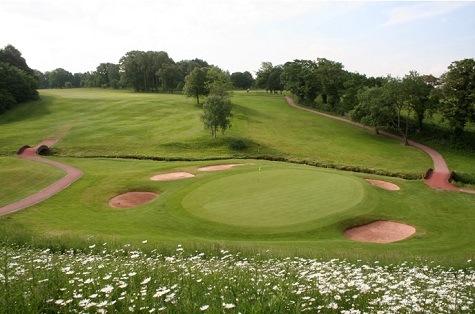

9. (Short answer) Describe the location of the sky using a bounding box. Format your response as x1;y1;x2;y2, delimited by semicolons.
1;0;474;78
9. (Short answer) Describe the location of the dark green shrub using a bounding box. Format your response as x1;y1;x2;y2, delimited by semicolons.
229;139;248;150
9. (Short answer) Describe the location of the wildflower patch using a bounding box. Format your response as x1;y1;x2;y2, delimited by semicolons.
1;244;473;313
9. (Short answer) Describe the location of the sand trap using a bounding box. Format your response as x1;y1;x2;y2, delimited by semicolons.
109;192;158;208
344;221;416;243
150;172;195;181
198;164;245;171
365;179;400;190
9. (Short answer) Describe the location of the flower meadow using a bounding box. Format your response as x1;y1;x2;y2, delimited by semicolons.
1;243;474;313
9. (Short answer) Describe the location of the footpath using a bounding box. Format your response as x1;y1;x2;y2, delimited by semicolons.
285;96;475;194
0;139;82;216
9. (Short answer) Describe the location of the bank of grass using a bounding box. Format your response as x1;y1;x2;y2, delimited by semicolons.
0;89;431;176
0;157;66;207
0;158;474;265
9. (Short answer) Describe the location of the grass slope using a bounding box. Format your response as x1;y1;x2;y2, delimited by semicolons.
0;89;431;174
0;157;66;207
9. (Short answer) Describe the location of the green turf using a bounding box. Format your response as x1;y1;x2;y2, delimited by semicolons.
0;89;432;175
0;157;66;207
0;157;473;264
0;89;474;264
182;168;364;227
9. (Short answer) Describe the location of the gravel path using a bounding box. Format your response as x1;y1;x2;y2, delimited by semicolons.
0;140;83;216
285;96;474;194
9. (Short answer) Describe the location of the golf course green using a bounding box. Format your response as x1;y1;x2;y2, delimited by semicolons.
182;168;365;227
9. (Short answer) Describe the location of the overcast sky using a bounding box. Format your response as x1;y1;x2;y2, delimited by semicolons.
1;0;474;78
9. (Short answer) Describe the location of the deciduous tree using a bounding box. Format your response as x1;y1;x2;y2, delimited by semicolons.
438;58;475;135
201;95;233;138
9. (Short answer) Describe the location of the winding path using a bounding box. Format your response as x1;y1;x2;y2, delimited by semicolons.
285;96;475;194
0;139;83;216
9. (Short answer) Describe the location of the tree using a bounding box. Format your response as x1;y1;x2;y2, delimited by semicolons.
183;67;208;104
438;58;475;135
0;44;34;76
158;63;182;93
402;71;435;131
48;68;73;88
0;46;39;114
281;60;319;103
201;95;233;138
95;63;120;88
255;62;273;91
315;58;345;107
340;72;369;113
230;71;254;89
205;66;233;97
351;86;395;135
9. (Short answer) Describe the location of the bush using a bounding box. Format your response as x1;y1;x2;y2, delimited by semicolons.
229;139;248;150
453;172;475;185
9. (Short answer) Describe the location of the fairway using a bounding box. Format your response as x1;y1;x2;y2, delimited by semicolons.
182;169;365;227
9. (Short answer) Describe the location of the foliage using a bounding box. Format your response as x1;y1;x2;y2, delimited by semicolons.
229;139;248;150
184;66;233;104
201;95;233;137
230;71;254;90
1;244;474;313
351;86;395;134
255;62;284;93
183;67;209;104
205;67;233;98
0;45;39;113
47;68;74;89
438;58;475;136
119;50;174;92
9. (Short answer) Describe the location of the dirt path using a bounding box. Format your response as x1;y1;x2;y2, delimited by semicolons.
285;96;475;194
0;139;83;216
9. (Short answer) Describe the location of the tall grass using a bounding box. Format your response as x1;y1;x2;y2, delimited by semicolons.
1;243;474;313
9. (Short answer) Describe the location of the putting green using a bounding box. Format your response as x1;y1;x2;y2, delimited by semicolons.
182;169;365;227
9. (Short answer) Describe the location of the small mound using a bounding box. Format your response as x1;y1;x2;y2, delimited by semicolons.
365;179;400;190
109;192;158;208
198;164;245;171
150;172;195;181
344;221;416;243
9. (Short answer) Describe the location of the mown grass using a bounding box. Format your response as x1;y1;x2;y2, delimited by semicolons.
0;89;432;175
0;158;474;265
0;89;473;263
0;157;66;207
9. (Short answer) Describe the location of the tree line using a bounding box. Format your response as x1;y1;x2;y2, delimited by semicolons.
1;44;473;145
255;58;475;145
0;45;39;113
33;49;255;93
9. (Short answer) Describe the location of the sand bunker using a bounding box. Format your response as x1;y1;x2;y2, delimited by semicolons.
365;179;400;190
150;172;195;181
344;221;416;243
198;164;245;171
109;192;158;208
